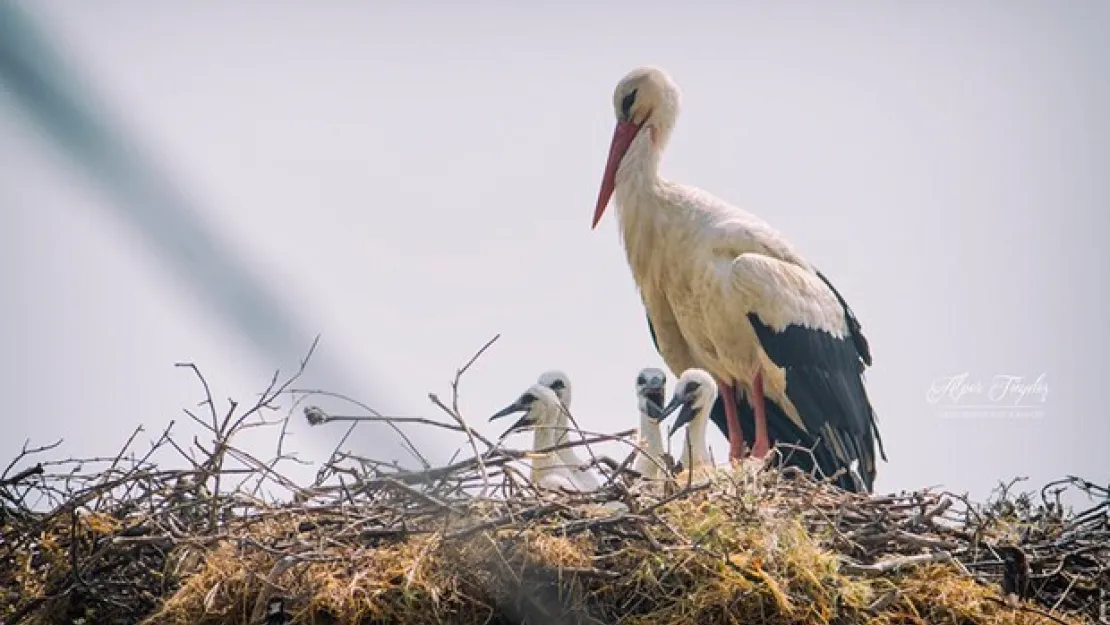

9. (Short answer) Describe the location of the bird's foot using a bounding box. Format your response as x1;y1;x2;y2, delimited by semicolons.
730;455;772;481
749;438;771;460
727;449;749;471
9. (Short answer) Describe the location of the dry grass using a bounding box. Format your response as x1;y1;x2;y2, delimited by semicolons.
2;338;1106;625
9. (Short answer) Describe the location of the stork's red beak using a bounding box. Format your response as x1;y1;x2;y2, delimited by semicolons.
592;120;642;229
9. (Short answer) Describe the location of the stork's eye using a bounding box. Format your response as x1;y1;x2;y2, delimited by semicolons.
549;380;565;391
621;89;637;120
636;375;646;386
684;381;701;396
520;393;537;405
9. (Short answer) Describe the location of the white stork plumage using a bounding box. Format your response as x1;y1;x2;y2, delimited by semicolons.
660;368;716;477
632;367;668;481
534;370;604;489
590;66;887;493
489;382;601;493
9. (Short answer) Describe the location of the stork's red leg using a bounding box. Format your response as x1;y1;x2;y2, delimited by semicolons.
750;370;772;458
716;378;746;462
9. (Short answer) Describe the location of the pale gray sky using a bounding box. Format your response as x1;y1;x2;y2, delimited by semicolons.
2;1;1107;502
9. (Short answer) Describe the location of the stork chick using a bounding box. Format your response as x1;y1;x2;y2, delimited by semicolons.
489;383;599;493
632;367;669;480
535;370;605;490
660;369;718;479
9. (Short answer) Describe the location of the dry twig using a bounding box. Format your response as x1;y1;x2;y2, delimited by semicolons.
2;338;1105;625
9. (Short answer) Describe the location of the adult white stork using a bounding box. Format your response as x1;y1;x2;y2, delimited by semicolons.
660;369;716;479
489;382;601;492
590;65;886;493
632;367;669;481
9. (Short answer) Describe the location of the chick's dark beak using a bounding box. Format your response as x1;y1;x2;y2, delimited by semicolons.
660;393;684;419
643;388;666;420
489;402;524;421
489;400;535;436
662;393;697;438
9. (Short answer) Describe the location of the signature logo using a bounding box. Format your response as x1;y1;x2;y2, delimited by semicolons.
926;372;1047;419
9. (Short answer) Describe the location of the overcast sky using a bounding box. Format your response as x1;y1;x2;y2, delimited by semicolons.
2;1;1107;504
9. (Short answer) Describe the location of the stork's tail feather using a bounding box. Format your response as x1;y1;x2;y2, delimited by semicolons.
708;395;867;493
775;365;879;492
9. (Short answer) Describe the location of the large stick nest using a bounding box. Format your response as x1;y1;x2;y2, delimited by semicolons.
1;338;1107;625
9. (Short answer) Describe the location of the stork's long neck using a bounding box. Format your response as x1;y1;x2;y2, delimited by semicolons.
611;125;811;278
530;404;568;480
551;410;601;490
613;130;663;211
679;405;711;471
550;404;587;470
634;411;665;479
611;129;680;285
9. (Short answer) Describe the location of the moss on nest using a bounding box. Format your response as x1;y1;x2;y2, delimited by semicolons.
3;353;1104;625
76;467;1095;625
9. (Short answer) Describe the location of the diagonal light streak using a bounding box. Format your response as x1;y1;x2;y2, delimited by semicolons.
0;4;405;461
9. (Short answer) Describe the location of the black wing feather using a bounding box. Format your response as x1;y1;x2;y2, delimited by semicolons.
812;268;887;462
815;269;871;368
715;398;862;491
746;309;884;490
646;311;871;492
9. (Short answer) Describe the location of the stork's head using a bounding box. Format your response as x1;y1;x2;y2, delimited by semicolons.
592;66;682;229
488;383;561;436
660;368;718;437
635;367;668;421
537;370;572;407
